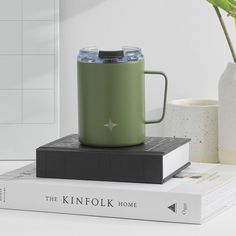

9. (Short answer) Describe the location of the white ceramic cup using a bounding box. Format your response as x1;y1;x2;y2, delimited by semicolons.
164;99;218;163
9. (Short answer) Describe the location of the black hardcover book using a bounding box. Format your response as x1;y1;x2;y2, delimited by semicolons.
36;134;191;184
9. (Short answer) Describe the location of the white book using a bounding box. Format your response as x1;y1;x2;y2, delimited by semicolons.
0;162;236;224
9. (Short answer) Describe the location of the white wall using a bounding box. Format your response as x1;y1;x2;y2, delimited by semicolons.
60;0;236;137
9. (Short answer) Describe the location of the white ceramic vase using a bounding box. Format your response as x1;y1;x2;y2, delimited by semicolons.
218;62;236;164
164;99;218;163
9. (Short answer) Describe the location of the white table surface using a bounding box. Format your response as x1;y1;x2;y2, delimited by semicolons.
0;161;235;236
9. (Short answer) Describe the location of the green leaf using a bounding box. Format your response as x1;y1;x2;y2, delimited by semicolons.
207;0;232;12
227;0;236;7
207;0;236;19
227;0;236;18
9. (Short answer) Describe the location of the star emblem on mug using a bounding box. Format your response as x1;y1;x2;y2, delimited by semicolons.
104;119;118;131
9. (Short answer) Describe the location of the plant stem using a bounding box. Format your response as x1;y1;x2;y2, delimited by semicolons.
213;6;236;63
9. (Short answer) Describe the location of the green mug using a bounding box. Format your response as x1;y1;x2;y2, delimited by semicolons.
78;47;168;147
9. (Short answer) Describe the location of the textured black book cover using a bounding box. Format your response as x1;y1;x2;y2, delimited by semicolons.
36;134;190;184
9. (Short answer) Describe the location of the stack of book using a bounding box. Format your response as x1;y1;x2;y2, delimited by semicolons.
0;135;236;224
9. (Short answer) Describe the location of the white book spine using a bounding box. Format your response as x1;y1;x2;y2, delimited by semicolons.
0;181;202;224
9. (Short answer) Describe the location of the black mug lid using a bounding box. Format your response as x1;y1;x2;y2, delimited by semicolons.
98;50;124;59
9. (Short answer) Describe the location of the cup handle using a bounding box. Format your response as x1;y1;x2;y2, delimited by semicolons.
144;71;168;124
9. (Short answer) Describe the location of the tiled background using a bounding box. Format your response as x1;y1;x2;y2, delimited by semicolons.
0;0;55;124
0;0;59;159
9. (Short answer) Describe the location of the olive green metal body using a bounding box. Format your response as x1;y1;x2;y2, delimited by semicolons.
78;61;167;147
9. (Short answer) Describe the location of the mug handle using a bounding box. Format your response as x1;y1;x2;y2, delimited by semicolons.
144;71;168;124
